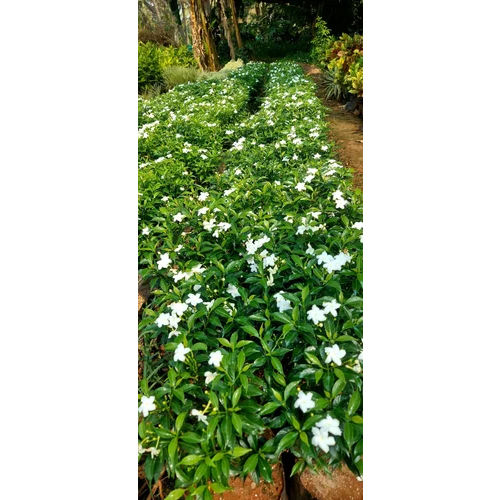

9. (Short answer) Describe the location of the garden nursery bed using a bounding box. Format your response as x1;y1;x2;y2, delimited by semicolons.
138;62;363;500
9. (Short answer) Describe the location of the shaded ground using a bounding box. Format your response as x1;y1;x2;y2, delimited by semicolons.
300;63;363;190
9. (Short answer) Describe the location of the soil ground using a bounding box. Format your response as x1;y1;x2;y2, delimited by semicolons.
300;63;363;191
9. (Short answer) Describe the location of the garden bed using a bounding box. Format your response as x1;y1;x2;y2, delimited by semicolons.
138;62;363;500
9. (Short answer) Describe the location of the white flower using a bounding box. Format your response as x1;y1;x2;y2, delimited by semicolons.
198;207;209;216
313;153;321;159
307;305;327;325
190;409;208;425
204;371;217;384
335;197;348;209
191;264;206;274
138;395;156;417
193;284;202;291
310;211;321;220
307;167;318;175
161;196;169;202
198;192;209;201
358;350;363;361
306;243;315;255
317;251;332;265
148;447;160;457
323;299;341;317
168;330;181;338
304;174;315;183
321;145;329;151
173;212;185;222
224;188;236;196
295;182;306;192
142;227;150;235
311;426;336;453
174;244;183;252
284;215;293;223
274;292;292;313
186;293;203;307
203;218;217;231
157;252;172;270
208;350;223;368
170;302;188;317
155;312;180;329
174;344;191;362
227;284;240;298
352;221;363;230
317;415;342;436
218;222;231;232
325;344;346;365
263;253;277;268
294;391;315;413
234;168;242;175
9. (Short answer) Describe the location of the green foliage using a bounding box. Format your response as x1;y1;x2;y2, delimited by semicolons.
311;19;363;100
162;66;201;89
139;42;197;94
138;62;363;498
310;17;335;67
239;4;312;60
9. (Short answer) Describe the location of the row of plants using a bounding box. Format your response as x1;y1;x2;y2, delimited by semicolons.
138;61;363;500
311;17;363;100
139;41;198;93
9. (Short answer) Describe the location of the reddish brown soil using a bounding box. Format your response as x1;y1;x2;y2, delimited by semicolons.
300;63;363;191
300;464;363;500
214;462;285;500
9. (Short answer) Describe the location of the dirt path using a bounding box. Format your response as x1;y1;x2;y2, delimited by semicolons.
300;63;363;190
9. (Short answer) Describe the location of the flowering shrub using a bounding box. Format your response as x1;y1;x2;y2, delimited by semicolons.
138;61;363;499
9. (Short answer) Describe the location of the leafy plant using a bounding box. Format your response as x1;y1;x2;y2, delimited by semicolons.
138;62;363;499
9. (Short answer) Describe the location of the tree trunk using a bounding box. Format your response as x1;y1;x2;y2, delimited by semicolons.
189;0;220;71
219;0;236;60
228;0;243;49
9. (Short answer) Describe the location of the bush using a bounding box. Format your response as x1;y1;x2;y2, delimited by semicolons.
311;19;363;100
138;62;363;498
162;66;201;89
139;42;197;94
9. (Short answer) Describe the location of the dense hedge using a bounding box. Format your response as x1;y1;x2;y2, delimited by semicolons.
138;62;363;499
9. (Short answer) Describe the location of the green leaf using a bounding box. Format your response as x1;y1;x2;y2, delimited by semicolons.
232;386;242;407
218;337;232;348
231;412;243;435
237;351;246;372
166;489;185;500
331;378;346;399
232;446;252;458
242;324;259;337
348;390;361;416
168;437;178;465
259;457;273;482
276;431;298;455
193;462;209;483
243;453;259;475
290;459;305;477
301;285;309;304
270;356;284;374
180;431;202;444
179;454;204;466
284;380;300;401
175;412;187;433
260;401;281;415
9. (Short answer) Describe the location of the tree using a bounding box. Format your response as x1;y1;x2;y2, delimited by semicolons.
228;0;243;49
189;0;220;71
219;0;236;60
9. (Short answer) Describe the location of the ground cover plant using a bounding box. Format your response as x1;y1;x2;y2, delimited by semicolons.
138;61;363;500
